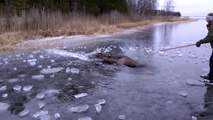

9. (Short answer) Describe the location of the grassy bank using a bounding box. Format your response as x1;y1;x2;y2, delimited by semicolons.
0;10;190;51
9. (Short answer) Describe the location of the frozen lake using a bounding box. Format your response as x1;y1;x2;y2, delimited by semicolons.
0;20;212;120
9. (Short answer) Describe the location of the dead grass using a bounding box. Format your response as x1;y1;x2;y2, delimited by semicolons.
0;10;191;51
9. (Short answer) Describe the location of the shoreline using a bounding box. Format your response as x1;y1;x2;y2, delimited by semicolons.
0;17;193;54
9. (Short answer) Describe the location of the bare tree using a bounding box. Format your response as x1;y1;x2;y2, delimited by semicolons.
163;0;175;12
137;0;157;16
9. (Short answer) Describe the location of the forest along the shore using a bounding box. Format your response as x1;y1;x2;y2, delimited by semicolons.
0;0;184;51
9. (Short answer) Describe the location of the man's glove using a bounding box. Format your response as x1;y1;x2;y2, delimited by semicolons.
196;41;202;47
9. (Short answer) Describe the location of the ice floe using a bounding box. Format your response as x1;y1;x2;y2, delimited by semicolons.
78;117;92;120
0;86;7;91
32;75;45;80
54;113;60;119
40;67;64;74
38;102;45;109
69;105;89;113
95;104;102;114
74;93;88;99
118;115;126;120
23;85;33;92
36;93;45;100
18;109;30;117
32;110;49;119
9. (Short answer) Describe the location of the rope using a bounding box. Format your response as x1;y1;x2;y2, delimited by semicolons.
160;43;195;51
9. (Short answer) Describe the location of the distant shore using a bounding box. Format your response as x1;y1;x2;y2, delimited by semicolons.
0;16;191;52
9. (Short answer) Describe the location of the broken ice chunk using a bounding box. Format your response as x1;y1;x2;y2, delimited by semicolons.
39;55;44;59
2;93;8;98
13;85;22;91
66;67;71;73
179;91;188;97
0;102;10;111
8;78;19;83
192;116;197;120
36;93;45;100
0;86;7;91
95;104;102;114
40;67;64;74
51;59;55;63
68;105;89;113
54;113;60;119
32;75;44;80
68;77;72;81
78;117;92;120
29;61;36;66
38;102;45;109
70;68;80;74
98;99;106;105
23;85;33;92
18;109;30;118
32;111;49;118
74;93;88;99
38;65;43;68
40;115;51;120
118;115;126;120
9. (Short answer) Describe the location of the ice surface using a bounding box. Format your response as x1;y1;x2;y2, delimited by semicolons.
74;93;88;99
186;79;205;86
18;109;30;117
0;102;10;111
40;67;64;74
32;75;44;80
69;105;89;113
95;104;102;114
8;78;19;83
78;117;93;120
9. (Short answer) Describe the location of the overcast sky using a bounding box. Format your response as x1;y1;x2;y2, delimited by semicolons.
158;0;213;16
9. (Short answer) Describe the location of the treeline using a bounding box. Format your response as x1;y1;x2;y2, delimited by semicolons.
0;0;180;16
0;0;182;33
0;0;127;15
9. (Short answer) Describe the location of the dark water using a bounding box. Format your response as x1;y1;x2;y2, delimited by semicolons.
0;20;212;120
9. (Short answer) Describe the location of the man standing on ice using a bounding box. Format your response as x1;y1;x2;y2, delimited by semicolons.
196;13;213;82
